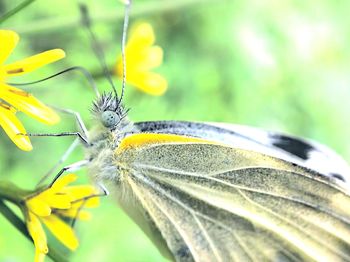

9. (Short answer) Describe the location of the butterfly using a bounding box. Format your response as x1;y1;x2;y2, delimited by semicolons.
82;93;350;261
41;3;350;262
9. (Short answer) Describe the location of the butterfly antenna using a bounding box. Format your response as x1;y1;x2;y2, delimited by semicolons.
7;66;100;97
79;4;118;99
118;0;132;107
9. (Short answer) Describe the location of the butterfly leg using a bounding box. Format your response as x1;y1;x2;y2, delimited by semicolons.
28;106;90;185
19;105;89;144
18;104;90;145
29;159;89;198
70;182;109;228
49;106;89;139
20;131;89;145
48;159;90;188
36;138;80;188
96;182;109;196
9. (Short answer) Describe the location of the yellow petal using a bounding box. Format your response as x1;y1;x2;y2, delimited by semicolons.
127;71;168;96
0;30;19;65
2;49;65;77
51;174;78;192
29;174;77;210
62;185;100;207
63;185;96;199
73;196;100;208
34;248;46;262
130;46;163;71
27;212;48;254
116;46;163;76
41;215;79;251
57;208;92;221
0;102;32;151
28;188;72;213
36;184;61;199
0;83;60;124
26;197;52;217
44;194;72;209
127;22;155;49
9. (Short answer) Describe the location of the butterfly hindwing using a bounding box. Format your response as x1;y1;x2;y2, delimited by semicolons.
114;133;350;262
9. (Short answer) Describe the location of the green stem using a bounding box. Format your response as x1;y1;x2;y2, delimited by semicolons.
0;199;28;236
10;0;212;34
0;0;37;24
0;181;27;204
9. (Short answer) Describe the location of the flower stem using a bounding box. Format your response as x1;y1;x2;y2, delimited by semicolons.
0;181;27;204
11;0;213;34
0;199;28;236
0;0;37;24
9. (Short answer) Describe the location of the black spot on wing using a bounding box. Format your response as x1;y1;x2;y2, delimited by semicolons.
270;134;314;160
330;173;346;182
176;245;192;260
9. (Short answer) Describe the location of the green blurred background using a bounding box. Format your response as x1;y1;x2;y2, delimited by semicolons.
1;0;350;261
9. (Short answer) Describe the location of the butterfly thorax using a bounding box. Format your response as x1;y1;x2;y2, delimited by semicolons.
85;92;139;181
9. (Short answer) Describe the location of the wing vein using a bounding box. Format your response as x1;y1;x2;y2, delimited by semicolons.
129;172;254;261
237;188;350;260
137;164;350;226
192;215;222;262
125;173;201;262
232;232;256;262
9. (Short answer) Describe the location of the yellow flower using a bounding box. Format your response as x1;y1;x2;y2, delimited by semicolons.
25;174;99;262
0;30;65;151
115;22;168;96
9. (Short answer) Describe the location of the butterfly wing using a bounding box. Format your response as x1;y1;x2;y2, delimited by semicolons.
135;121;350;187
115;133;350;262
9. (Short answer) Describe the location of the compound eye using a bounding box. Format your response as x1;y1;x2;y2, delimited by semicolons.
101;110;120;128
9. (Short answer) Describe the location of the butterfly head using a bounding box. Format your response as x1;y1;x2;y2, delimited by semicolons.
92;92;128;130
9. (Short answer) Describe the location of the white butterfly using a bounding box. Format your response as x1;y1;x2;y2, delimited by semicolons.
79;92;350;262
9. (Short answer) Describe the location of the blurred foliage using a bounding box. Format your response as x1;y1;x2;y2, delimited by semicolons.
1;0;350;261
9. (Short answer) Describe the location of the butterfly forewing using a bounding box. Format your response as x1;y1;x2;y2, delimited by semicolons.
135;121;350;187
113;133;350;262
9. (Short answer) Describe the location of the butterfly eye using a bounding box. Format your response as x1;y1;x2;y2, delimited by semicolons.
101;110;120;128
